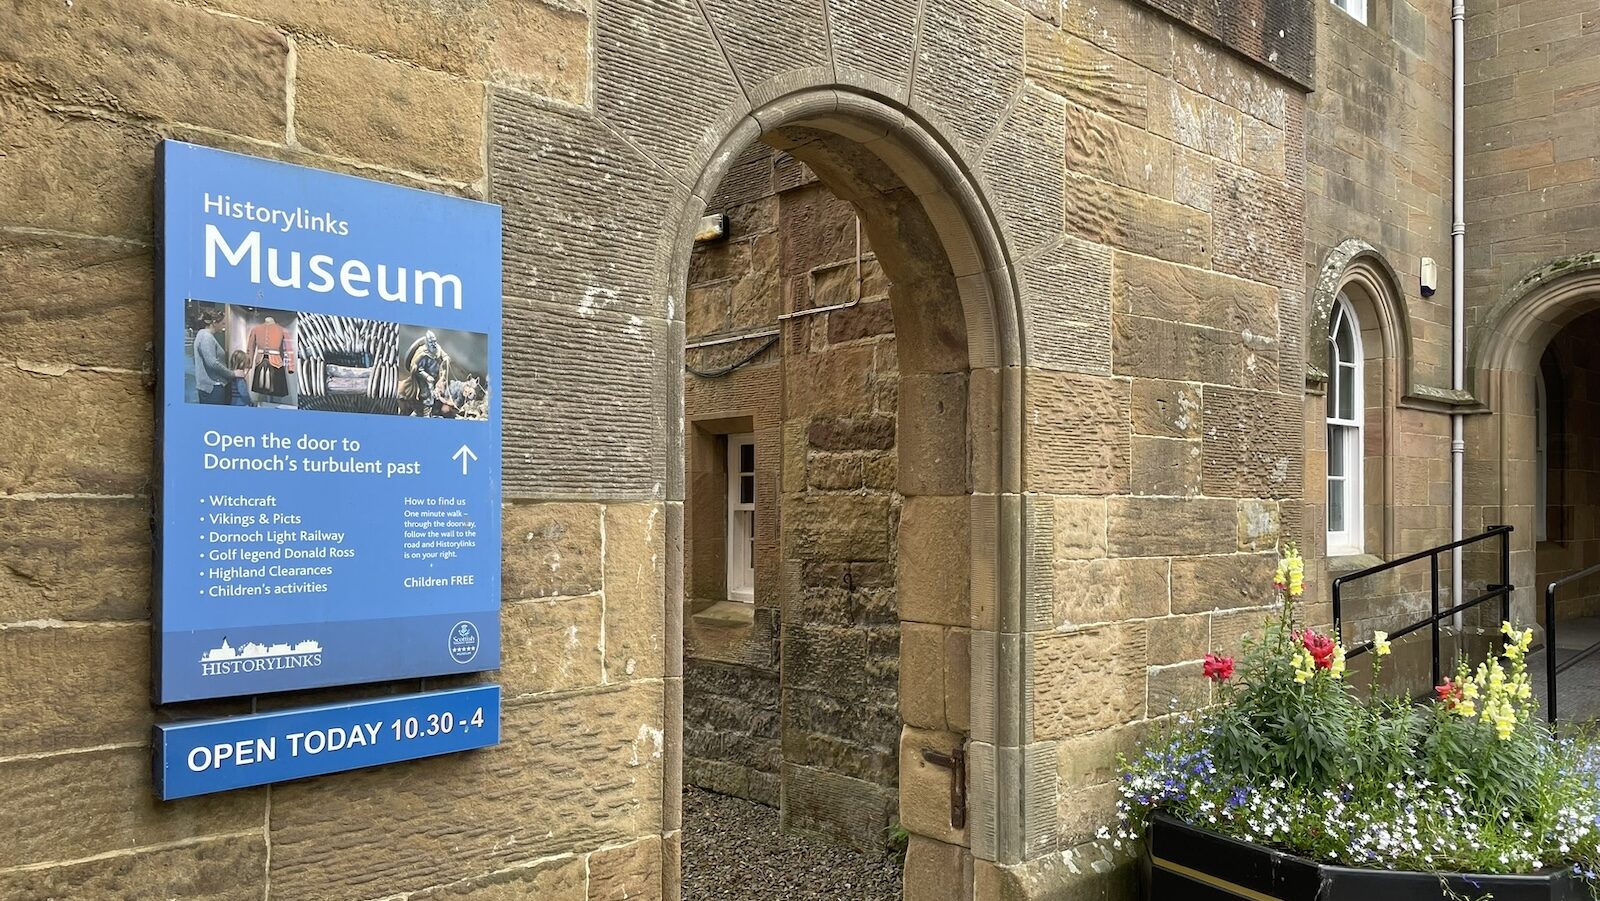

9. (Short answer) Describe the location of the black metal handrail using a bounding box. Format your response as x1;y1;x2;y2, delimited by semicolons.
1332;525;1514;691
1544;563;1600;723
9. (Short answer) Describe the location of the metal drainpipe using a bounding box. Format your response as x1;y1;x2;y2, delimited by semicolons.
1452;0;1468;631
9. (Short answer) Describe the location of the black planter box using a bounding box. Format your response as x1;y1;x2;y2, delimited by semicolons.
1143;812;1587;900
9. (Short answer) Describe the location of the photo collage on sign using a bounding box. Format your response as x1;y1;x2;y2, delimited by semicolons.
183;300;490;420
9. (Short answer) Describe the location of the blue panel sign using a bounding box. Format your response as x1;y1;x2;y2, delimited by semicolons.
156;141;502;703
154;685;501;799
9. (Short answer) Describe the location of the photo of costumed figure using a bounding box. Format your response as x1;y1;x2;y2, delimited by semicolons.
396;325;490;420
183;301;300;408
295;313;402;416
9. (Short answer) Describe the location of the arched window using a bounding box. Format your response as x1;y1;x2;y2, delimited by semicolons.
1327;294;1364;554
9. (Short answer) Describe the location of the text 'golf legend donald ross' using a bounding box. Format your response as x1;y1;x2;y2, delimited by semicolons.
155;140;503;704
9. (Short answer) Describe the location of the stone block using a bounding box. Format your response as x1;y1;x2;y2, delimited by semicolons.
901;622;948;729
828;298;896;344
605;503;666;681
0;623;148;756
1147;660;1210;714
0;98;156;239
898;373;969;495
0;833;268;901
295;43;485;183
1054;719;1149;790
1201;387;1299;498
588;834;663;901
1025;19;1149;127
489;0;591;105
501;595;604;700
899;495;971;627
808;414;896;451
913;0;1026;156
1170;553;1278;614
498;302;668;498
0;0;287;139
784;761;897;850
1023;371;1130;494
0;232;154;370
946;626;972;732
1065;102;1175;198
1063;173;1211;268
1053;557;1170;627
982;85;1067;259
0;496;151;623
1052;496;1108;561
1113;253;1277;335
783;624;869;695
1151;80;1243;164
191;0;493;76
1032;624;1149;736
786;494;892;562
1210;163;1300;287
787;345;877;417
1243;116;1286;179
1171;32;1288;126
0;365;149;497
267;683;663;897
1018;236;1114;375
1146;613;1212;666
407;855;587;900
906;836;973;901
1059;0;1175;77
828;0;921;94
899;725;968;845
592;0;745;181
699;0;829;97
1131;436;1202;496
1237;498;1281;551
1106;497;1237;557
503;502;604;599
1111;313;1238;386
0;745;264;870
1130;379;1202;439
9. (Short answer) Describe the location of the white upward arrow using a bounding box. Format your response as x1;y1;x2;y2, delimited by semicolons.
452;444;478;475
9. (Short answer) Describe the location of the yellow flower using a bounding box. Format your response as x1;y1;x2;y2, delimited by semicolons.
1329;643;1347;680
1372;631;1391;657
1292;648;1315;684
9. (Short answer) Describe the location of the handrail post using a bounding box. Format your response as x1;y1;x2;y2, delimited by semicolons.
1499;527;1512;625
1332;577;1343;646
1547;580;1559;724
1430;552;1442;690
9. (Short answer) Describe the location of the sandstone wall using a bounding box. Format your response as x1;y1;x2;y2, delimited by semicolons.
1461;0;1600;611
0;2;667;899
0;0;1320;897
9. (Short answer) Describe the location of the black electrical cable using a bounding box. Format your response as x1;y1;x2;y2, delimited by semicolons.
684;334;780;379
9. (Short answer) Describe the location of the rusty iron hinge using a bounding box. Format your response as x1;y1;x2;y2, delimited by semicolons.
920;743;967;829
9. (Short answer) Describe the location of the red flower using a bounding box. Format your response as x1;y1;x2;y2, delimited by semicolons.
1299;630;1336;670
1436;679;1462;709
1203;653;1235;682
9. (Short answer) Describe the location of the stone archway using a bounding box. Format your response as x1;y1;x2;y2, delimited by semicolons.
662;88;1027;901
1469;254;1600;624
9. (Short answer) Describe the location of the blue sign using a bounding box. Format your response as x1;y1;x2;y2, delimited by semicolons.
156;141;502;703
154;685;501;799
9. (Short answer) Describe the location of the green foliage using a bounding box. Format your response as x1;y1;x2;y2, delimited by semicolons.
1112;550;1600;894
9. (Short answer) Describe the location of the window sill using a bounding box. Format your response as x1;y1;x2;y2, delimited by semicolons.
689;600;755;628
1327;552;1384;576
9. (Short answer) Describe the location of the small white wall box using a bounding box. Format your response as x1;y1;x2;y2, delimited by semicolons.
1420;257;1438;296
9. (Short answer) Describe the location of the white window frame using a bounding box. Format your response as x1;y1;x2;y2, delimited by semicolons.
1326;295;1365;556
1332;0;1367;24
1536;371;1549;542
726;434;756;603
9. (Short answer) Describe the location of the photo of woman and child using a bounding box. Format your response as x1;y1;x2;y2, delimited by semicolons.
185;302;299;408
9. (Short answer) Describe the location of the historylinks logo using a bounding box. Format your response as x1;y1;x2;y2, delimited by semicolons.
200;637;324;676
448;621;480;664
